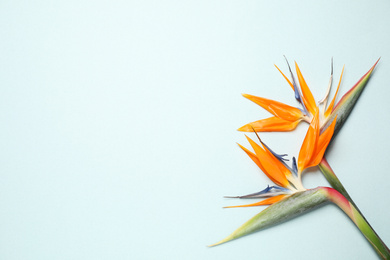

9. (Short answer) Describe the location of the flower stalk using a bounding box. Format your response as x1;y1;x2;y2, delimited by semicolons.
323;187;390;259
318;157;352;202
319;157;390;259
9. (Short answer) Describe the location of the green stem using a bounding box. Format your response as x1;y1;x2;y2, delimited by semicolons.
318;157;354;205
323;187;390;259
320;159;390;259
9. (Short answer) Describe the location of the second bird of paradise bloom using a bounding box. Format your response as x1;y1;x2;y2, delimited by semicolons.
223;110;336;210
210;110;340;246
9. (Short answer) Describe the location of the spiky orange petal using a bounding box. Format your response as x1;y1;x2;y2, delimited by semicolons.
311;116;337;166
242;94;303;121
295;62;317;115
237;143;263;171
275;65;294;90
224;195;287;208
245;136;289;188
259;138;292;177
238;117;301;132
325;66;344;117
298;111;320;172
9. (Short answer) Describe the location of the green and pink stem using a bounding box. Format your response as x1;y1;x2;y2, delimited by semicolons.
323;187;390;259
319;157;390;258
318;158;352;203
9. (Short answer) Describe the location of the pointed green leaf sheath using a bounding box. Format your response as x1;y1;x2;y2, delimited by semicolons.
318;60;379;200
210;188;328;246
321;58;380;135
211;187;390;259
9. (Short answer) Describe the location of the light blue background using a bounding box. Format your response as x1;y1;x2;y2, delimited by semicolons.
0;0;389;259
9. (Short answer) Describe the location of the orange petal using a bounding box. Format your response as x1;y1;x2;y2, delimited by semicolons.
317;116;337;152
295;62;317;115
237;143;263;171
310;116;337;167
275;65;294;90
246;136;289;187
298;111;320;172
224;195;287;208
325;66;344;117
242;94;303;121
256;135;292;178
238;117;301;132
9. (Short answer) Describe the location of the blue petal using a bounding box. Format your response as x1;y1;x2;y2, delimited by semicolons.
252;131;294;176
253;131;289;162
283;56;308;115
292;157;298;176
224;185;290;199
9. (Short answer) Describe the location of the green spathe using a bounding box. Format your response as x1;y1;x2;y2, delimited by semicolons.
321;59;379;135
210;188;328;246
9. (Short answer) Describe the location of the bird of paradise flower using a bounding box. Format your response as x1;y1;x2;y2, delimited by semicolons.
211;112;389;259
237;58;382;218
210;59;390;259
